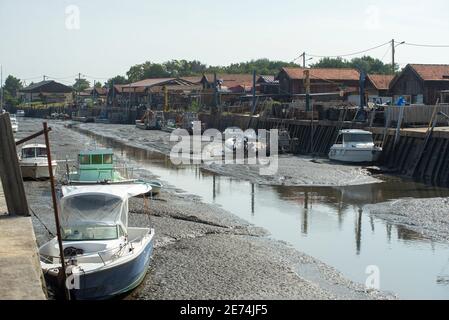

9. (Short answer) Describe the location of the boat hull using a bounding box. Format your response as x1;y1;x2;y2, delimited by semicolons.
45;236;154;300
329;147;382;163
20;163;57;180
72;238;153;300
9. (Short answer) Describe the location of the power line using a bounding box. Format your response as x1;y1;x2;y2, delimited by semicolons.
380;45;392;62
46;75;78;80
306;41;391;59
82;74;110;80
404;42;449;48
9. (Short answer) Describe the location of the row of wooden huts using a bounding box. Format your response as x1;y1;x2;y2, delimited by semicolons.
19;63;449;109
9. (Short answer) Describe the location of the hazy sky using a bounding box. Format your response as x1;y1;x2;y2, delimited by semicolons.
1;0;449;85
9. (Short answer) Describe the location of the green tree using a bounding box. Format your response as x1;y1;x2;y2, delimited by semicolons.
311;57;349;69
311;55;395;74
94;81;102;88
105;75;129;88
73;78;90;91
2;75;23;107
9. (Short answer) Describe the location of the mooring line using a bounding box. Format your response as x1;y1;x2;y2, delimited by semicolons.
29;207;55;237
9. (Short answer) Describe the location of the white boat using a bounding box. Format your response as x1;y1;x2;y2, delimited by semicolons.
19;144;58;180
39;183;154;300
10;115;18;133
16;110;25;117
148;180;163;196
329;130;382;163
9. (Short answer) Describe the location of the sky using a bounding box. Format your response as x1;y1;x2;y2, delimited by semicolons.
1;0;449;86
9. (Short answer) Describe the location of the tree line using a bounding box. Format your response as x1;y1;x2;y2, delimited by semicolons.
104;56;395;87
0;56;396;108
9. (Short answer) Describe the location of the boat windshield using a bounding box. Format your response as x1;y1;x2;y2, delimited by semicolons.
22;148;36;158
61;193;127;237
62;224;118;241
36;148;47;158
344;134;373;143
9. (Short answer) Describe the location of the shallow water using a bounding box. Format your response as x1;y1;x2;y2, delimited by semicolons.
89;132;449;300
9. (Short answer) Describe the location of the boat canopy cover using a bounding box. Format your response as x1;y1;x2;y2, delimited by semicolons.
60;184;151;229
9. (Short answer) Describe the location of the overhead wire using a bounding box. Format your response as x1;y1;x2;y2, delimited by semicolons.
306;40;391;59
404;42;449;48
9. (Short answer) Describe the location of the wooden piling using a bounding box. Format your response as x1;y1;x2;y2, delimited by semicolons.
0;113;29;216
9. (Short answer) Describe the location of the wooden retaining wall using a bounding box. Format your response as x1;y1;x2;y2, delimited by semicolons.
372;127;449;186
199;113;365;156
200;112;449;187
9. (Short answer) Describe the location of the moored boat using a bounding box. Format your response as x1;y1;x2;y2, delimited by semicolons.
67;148;163;195
39;183;154;300
328;130;382;163
19;144;57;180
67;149;134;185
10;115;18;133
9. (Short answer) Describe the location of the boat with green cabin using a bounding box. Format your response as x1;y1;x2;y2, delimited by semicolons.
67;148;163;195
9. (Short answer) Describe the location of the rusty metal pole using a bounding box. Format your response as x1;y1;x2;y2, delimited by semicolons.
43;122;70;300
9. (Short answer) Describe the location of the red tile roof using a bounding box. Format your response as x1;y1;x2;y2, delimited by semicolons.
409;64;449;81
180;76;203;84
129;78;176;88
367;74;395;90
202;74;255;88
280;67;360;81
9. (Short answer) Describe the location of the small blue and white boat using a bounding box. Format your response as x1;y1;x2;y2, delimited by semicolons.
39;183;154;300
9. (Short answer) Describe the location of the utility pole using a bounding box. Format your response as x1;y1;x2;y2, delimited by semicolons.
213;72;218;112
93;80;96;102
359;70;366;111
43;75;47;81
304;69;311;112
302;52;306;68
391;39;396;75
78;72;81;104
252;70;257;114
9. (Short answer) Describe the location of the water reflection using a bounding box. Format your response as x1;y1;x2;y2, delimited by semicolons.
88;132;449;299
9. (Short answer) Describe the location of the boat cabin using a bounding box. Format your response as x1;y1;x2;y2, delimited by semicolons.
59;184;150;242
76;149;116;183
21;144;48;159
334;130;375;147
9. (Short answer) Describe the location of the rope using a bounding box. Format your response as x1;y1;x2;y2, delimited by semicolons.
29;207;55;237
143;194;152;227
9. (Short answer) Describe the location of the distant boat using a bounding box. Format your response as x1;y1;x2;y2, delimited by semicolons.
16;110;25;117
161;119;177;133
10;115;18;133
148;180;162;195
136;110;164;130
329;130;382;163
39;183;155;300
19;144;57;180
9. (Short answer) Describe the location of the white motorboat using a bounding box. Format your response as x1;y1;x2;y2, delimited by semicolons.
148;180;163;196
16;110;25;117
19;144;58;180
39;183;154;300
10;115;18;133
329;130;382;163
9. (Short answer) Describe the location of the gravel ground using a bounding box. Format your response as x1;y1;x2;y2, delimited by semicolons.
17;118;393;300
77;123;382;187
365;198;449;242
